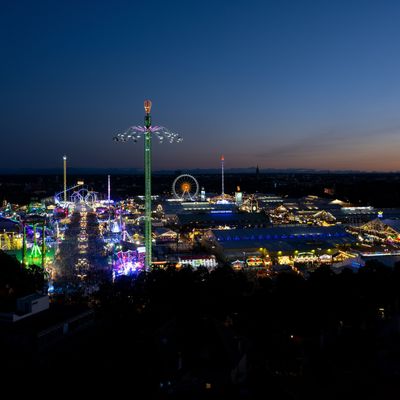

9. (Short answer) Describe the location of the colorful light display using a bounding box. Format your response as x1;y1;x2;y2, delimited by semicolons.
113;247;146;278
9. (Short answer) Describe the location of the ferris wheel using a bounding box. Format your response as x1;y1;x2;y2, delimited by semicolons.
172;174;199;200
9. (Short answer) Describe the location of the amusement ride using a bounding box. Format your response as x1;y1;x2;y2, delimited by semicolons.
172;174;199;200
113;100;182;269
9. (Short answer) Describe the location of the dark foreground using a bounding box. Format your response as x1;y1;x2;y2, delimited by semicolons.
2;261;400;399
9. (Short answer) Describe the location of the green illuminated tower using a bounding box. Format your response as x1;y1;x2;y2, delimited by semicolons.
114;100;182;270
144;100;152;268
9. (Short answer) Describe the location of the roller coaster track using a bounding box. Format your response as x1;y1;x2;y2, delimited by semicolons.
54;183;84;204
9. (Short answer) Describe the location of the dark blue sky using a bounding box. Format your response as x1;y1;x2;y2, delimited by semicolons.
2;0;400;171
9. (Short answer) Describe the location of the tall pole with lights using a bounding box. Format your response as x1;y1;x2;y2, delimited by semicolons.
63;155;67;203
107;174;111;228
114;100;182;270
108;174;111;205
143;100;153;268
221;155;225;198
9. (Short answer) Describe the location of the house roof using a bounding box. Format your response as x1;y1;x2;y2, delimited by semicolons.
211;225;355;252
178;212;270;226
0;217;20;232
382;219;400;233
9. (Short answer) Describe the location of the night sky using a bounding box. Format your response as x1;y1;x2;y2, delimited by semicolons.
2;0;400;171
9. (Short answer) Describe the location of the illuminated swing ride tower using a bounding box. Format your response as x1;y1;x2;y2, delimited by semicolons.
114;101;182;269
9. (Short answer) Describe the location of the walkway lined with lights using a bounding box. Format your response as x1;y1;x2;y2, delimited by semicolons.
53;203;108;296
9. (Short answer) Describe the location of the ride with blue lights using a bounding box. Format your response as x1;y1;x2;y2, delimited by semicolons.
112;247;146;280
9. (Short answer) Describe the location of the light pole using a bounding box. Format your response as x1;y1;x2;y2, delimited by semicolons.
63;155;67;203
107;174;111;229
114;100;182;270
221;154;225;198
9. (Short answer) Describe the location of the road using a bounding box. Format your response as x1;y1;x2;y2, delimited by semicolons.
52;203;110;299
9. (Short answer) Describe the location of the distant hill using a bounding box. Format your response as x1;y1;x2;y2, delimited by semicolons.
0;167;397;175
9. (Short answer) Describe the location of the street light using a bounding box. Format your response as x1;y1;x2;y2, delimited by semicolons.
63;155;67;203
113;101;182;270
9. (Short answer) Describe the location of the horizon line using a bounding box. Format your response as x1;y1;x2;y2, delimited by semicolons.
0;166;400;175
